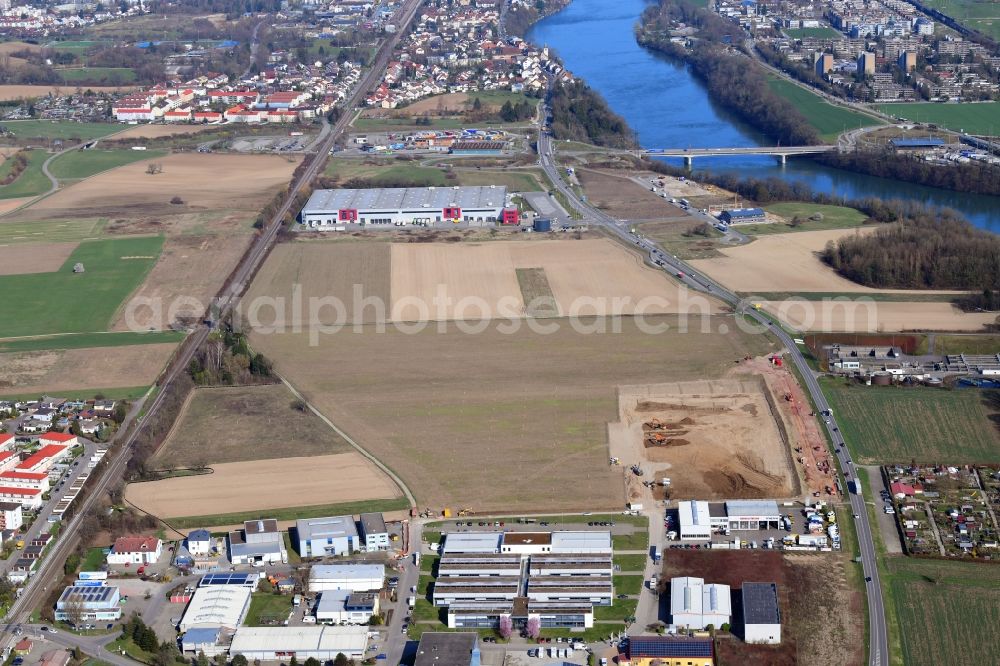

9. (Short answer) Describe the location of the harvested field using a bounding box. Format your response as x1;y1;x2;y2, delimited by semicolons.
577;169;679;220
761;299;996;333
243;242;391;327
0;196;37;216
389;239;717;322
609;379;800;501
515;267;558;317
18;153;298;218
662;550;862;666
112;231;255;330
688;228;955;293
125;453;401;518
248;316;778;512
0;242;77;275
0;343;175;394
151;384;351;469
113;124;218;139
0;85;132;100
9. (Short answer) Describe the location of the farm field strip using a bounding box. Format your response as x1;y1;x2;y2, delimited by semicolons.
821;379;1000;463
765;76;884;140
0;149;52;200
874;101;1000;134
49;148;168;181
0;217;105;243
0;236;163;338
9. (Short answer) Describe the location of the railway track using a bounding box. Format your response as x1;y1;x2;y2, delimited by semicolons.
1;0;425;647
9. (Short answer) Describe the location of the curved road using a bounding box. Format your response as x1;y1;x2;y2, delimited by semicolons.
537;109;888;666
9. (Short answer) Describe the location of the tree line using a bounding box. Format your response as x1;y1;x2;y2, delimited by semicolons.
821;214;1000;291
819;149;1000;197
643;157;998;298
637;0;822;146
548;80;637;148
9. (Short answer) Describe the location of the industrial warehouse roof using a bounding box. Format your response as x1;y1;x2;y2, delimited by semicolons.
180;586;251;630
550;531;612;552
725;499;781;518
303;186;508;213
890;137;946;147
229;626;369;653
310;563;385;581
721;207;765;218
669;577;731;617
414;632;480;666
627;637;714;658
199;572;260;587
443;532;503;553
503;532;552;546
679;500;711;528
297;515;358;541
742;582;781;625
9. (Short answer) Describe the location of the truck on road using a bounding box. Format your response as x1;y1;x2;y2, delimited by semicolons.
407;596;416;609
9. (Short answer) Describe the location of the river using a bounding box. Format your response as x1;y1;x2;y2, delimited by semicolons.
527;0;1000;231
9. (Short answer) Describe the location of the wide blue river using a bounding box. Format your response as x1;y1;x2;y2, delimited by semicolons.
528;0;1000;231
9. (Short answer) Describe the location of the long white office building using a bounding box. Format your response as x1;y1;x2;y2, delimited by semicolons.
309;563;385;593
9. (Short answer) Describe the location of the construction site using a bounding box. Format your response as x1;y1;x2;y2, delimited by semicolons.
608;367;825;508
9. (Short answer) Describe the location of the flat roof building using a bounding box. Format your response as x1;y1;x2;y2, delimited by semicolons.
55;585;122;623
442;532;503;554
626;637;714;666
742;582;781;644
309;563;385;593
359;512;389;552
719;207;766;225
301;186;508;229
229;521;286;566
179;586;252;632
724;500;782;531
228;626;368;661
414;632;481;666
297;515;358;558
315;590;379;625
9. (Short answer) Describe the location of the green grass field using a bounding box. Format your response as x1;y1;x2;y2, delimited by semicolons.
0;149;50;199
886;558;1000;666
43;39;110;53
916;0;1000;40
56;67;137;84
613;575;644;596
0;236;162;338
784;27;842;39
168;497;410;529
822;378;1000;463
874;101;1000;134
454;169;543;191
49;148;167;181
0;330;183;352
325;158;449;186
766;77;884;141
924;334;1000;355
2;120;125;141
0;385;150;402
752;202;868;234
0;217;105;243
245;593;292;626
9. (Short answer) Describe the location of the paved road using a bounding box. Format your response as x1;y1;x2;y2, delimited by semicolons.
0;0;427;655
537;105;889;666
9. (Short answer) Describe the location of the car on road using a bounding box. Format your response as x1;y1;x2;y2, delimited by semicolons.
865;577;872;582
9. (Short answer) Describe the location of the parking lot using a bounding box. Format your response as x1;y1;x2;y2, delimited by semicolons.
663;502;843;551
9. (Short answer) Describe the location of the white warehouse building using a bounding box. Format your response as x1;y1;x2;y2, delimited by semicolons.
670;577;732;630
309;563;385;593
678;501;713;541
179;585;253;632
300;186;508;228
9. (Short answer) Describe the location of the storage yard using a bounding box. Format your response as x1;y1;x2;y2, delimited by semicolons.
609;378;801;502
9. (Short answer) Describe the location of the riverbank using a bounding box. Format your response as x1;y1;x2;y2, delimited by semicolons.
527;0;1000;229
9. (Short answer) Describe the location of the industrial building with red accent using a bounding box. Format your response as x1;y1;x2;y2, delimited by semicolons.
301;186;512;229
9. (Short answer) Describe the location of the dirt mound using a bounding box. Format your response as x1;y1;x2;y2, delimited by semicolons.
636;400;726;414
644;437;690;449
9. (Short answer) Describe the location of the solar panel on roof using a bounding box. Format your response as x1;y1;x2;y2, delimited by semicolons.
200;572;253;586
628;637;713;658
